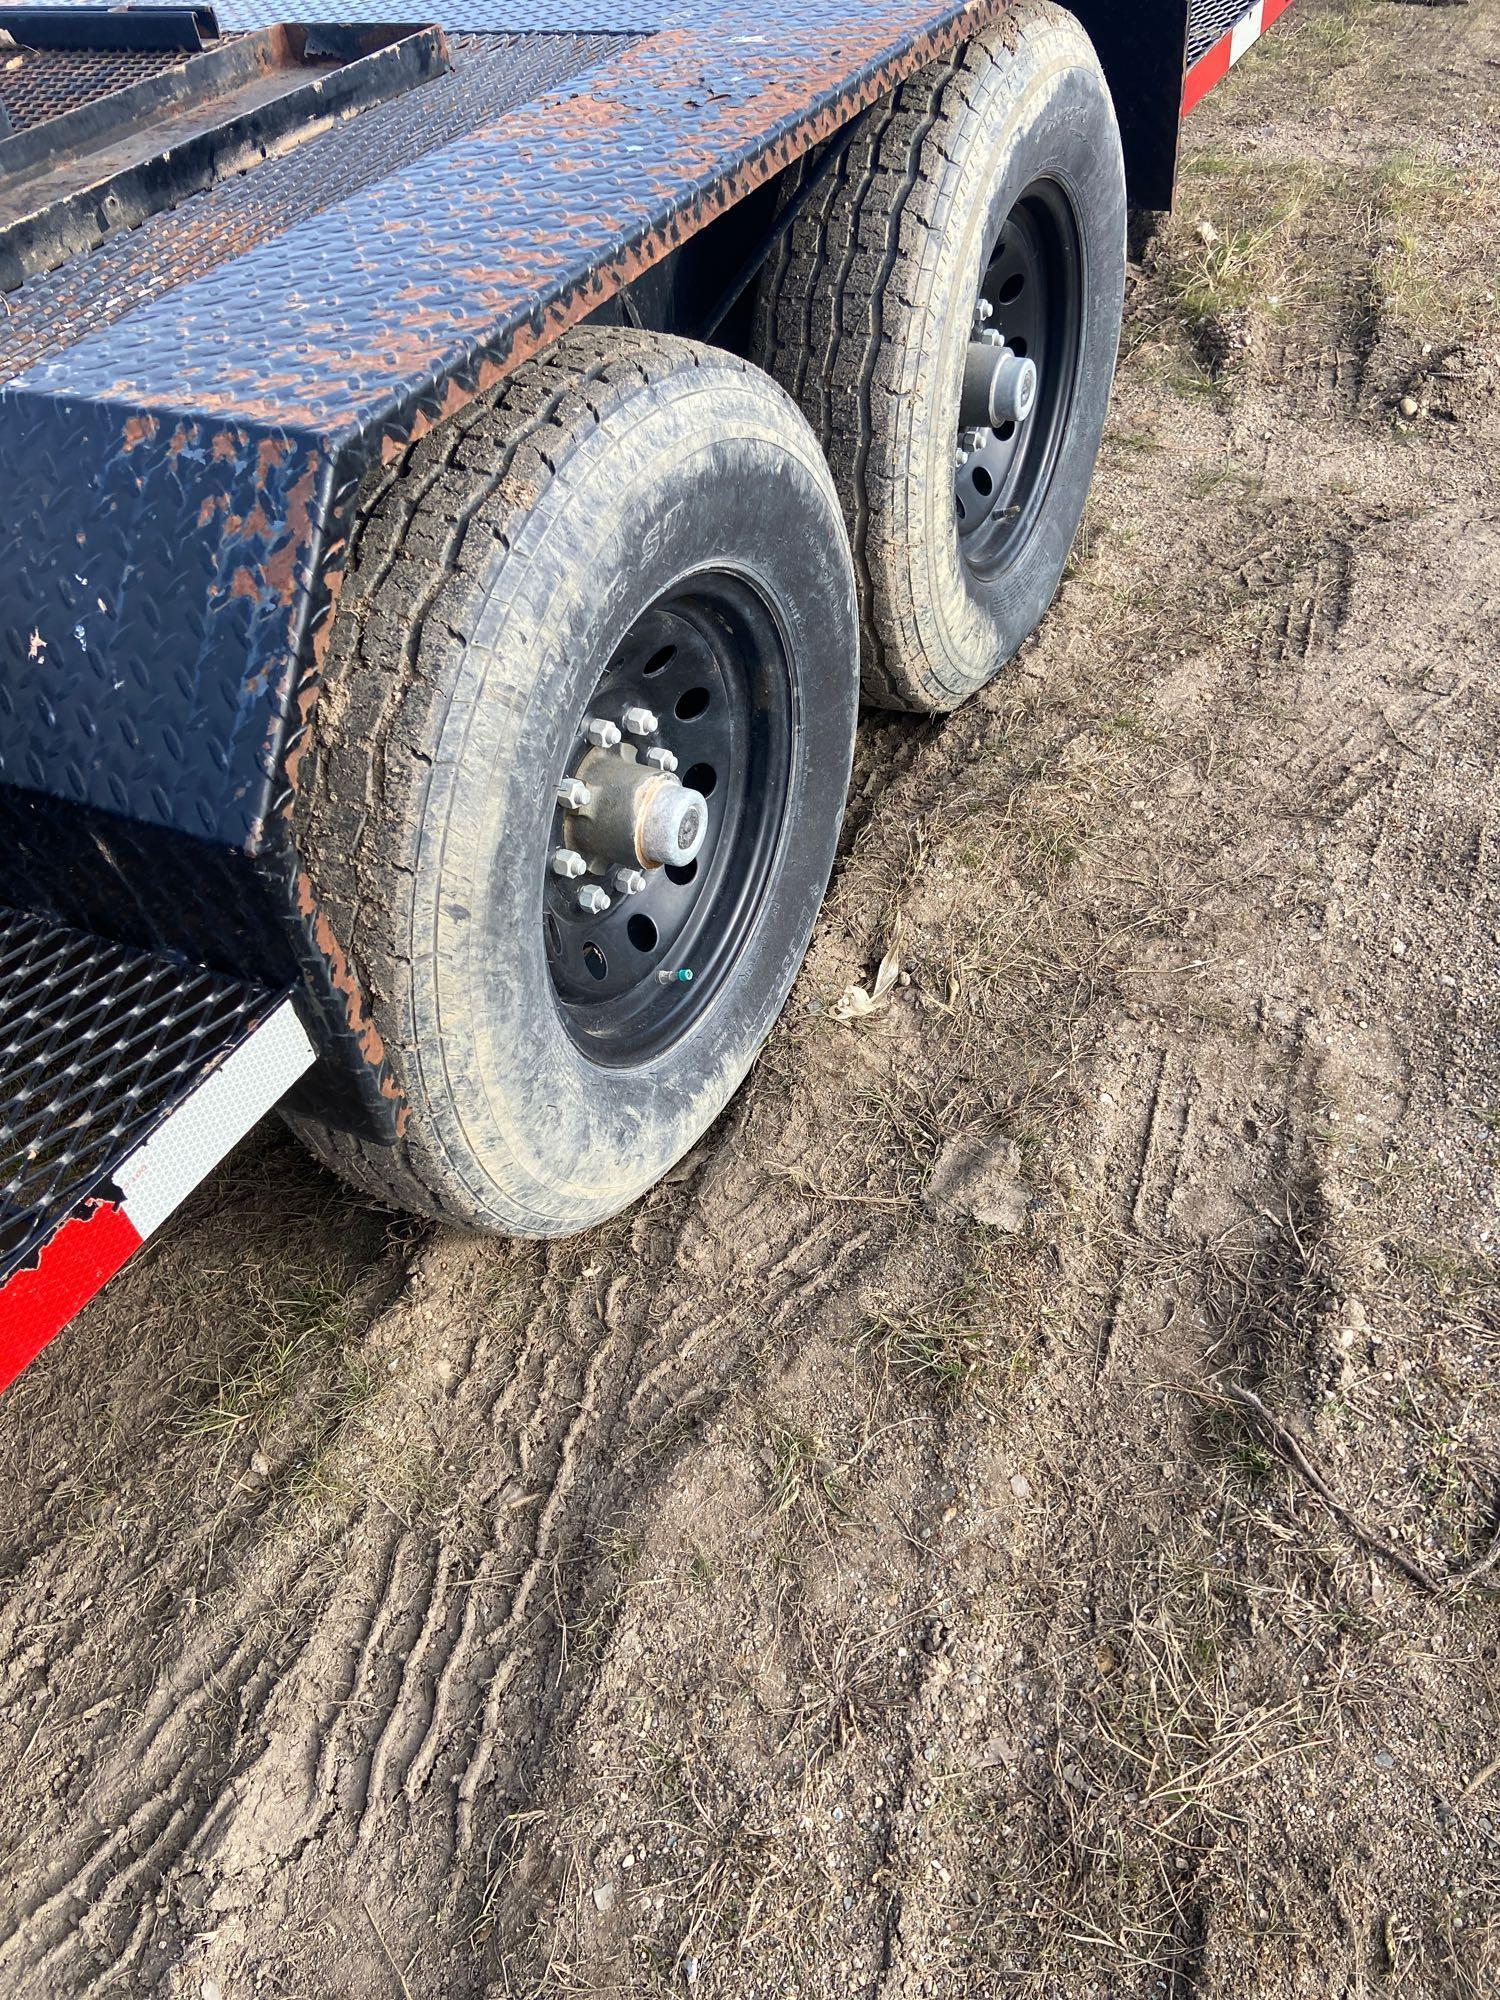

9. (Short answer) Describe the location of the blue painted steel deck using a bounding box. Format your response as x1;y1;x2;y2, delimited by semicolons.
0;1;1016;860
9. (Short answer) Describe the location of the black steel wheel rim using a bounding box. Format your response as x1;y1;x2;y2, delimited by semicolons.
955;178;1084;583
544;573;794;1067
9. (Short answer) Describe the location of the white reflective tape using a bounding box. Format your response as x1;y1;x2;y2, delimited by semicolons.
115;997;316;1241
1230;2;1265;62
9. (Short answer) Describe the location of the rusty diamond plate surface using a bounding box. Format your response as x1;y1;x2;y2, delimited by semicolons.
0;33;637;379
0;0;1012;868
13;0;682;22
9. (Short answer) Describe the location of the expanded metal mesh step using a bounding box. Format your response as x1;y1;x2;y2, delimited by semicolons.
0;906;313;1386
1188;0;1255;67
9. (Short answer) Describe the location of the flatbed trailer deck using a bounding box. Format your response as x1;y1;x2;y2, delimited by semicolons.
0;0;1300;1387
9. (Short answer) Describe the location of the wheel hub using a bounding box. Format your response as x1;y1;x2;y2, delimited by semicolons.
562;741;710;878
953;180;1082;581
960;331;1038;430
542;575;795;1064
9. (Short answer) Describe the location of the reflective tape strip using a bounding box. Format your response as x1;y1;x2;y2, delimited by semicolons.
1184;0;1295;114
0;996;315;1392
115;997;315;1240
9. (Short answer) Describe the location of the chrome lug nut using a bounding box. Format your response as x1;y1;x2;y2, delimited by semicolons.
642;745;679;774
610;866;647;896
577;884;612;916
551;847;587;879
959;427;987;453
557;776;592;813
974;298;994;325
584;716;622;749
622;705;658;738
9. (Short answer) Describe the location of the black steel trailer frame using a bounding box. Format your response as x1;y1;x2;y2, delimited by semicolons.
0;0;1297;1384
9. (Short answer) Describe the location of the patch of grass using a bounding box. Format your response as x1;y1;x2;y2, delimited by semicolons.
180;1275;359;1464
1374;149;1500;341
862;1297;992;1400
760;1413;852;1545
1156;156;1340;367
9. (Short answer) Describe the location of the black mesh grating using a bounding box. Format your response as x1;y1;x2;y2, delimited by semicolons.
0;44;197;132
0;906;277;1280
1187;0;1258;66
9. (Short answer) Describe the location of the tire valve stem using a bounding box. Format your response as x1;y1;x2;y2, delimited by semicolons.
656;968;694;986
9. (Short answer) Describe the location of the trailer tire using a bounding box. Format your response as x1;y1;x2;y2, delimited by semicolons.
288;329;857;1236
756;0;1126;712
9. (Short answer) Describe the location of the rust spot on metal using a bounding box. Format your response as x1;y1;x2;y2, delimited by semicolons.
121;414;156;452
263;463;318;609
280;556;346;802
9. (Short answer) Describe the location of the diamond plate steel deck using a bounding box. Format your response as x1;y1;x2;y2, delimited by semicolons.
0;0;1023;862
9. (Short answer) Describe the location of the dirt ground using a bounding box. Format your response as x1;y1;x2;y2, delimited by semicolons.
3;1;1499;1993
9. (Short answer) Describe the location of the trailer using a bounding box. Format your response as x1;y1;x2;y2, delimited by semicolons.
0;0;1296;1388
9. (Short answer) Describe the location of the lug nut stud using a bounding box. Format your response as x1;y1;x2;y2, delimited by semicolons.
577;884;611;916
557;777;592;812
642;746;678;774
551;848;587;879
622;706;658;738
611;866;647;896
584;716;622;749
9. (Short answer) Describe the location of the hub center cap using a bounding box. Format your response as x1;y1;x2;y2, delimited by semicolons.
961;334;1039;431
572;744;710;871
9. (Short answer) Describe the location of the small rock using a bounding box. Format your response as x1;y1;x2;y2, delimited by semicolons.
592;1882;618;1914
1010;1473;1033;1501
1375;1750;1395;1770
1195;218;1219;247
1399;394;1420;420
926;1130;1031;1232
1391;938;1408;958
684;1958;701;1986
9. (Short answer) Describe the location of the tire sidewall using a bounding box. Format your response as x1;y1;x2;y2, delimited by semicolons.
413;373;856;1230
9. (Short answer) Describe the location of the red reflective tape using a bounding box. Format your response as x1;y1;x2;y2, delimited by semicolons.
1183;34;1234;113
0;1202;142;1394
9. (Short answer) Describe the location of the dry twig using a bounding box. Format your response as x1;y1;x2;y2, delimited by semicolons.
1188;1378;1500;1596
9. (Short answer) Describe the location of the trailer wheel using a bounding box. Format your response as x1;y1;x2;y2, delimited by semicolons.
756;0;1126;712
289;330;857;1235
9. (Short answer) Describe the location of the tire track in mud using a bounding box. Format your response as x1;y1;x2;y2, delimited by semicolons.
0;1116;874;1993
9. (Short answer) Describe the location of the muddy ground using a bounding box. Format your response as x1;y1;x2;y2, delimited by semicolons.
3;1;1499;1994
